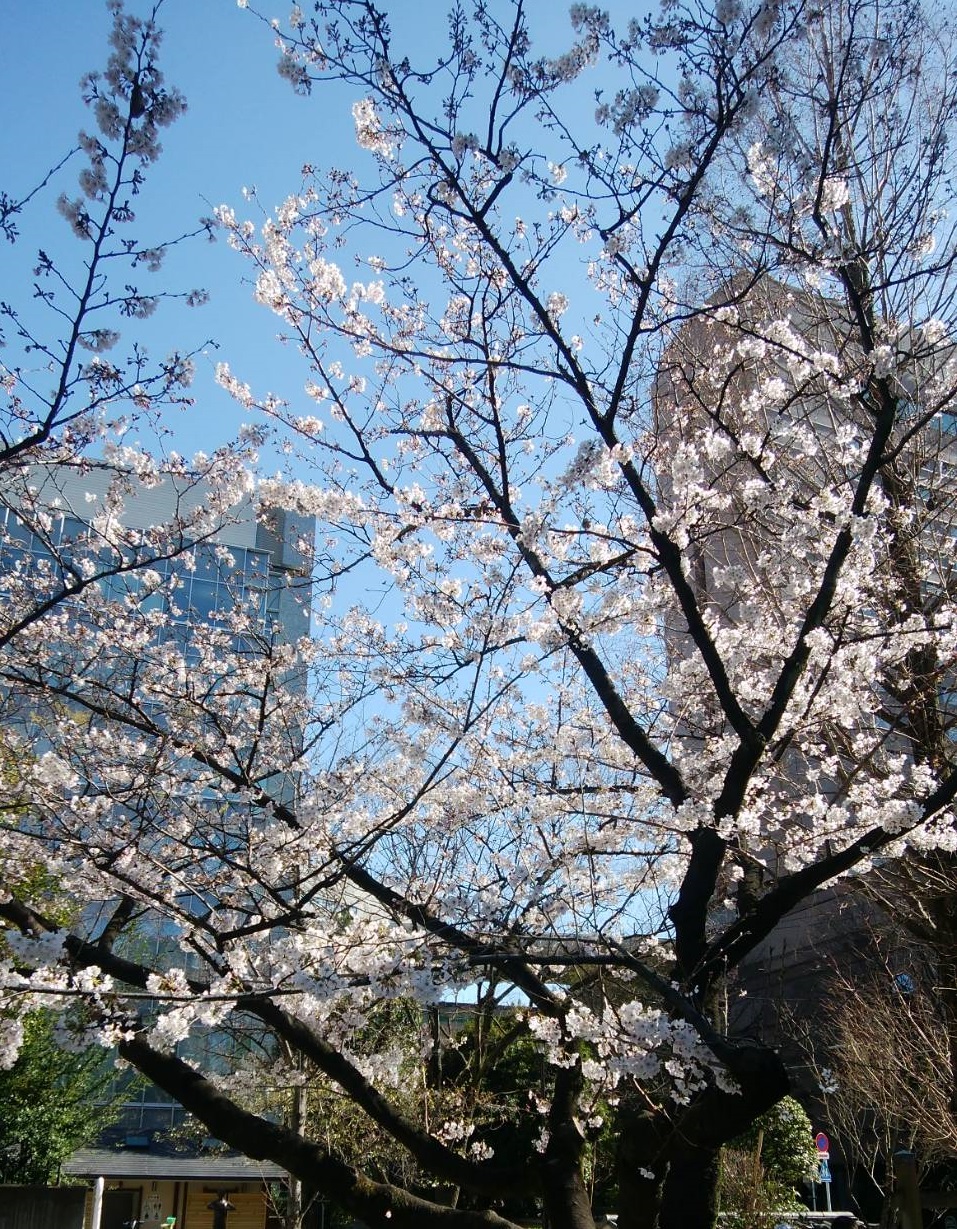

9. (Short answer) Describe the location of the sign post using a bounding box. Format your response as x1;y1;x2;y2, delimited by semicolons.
814;1131;832;1213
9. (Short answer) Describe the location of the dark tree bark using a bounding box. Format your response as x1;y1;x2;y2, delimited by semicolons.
658;1143;721;1229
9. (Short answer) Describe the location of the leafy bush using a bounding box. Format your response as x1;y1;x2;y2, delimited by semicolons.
719;1097;817;1228
0;1011;118;1184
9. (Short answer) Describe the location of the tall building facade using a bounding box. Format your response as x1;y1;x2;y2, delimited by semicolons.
654;275;957;1214
655;274;956;810
1;464;312;653
1;462;314;1220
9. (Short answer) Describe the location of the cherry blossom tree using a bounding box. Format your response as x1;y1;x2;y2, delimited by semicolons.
4;2;957;1229
0;0;258;655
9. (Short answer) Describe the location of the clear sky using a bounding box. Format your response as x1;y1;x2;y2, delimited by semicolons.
1;1;633;465
2;1;369;460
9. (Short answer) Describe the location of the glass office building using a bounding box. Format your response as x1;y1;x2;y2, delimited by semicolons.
1;464;315;1137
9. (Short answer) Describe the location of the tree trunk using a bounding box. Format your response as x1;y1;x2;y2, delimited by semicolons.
616;1169;666;1229
614;1034;789;1229
541;1160;597;1229
657;1142;720;1229
616;1101;667;1229
616;1118;720;1229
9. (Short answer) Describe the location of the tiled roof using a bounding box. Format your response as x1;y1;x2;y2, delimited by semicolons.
63;1149;285;1180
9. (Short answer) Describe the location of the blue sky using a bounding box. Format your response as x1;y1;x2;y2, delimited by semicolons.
0;0;659;507
2;1;617;465
2;1;370;459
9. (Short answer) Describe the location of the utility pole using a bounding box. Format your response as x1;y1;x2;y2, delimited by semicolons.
287;1075;307;1229
893;1150;923;1229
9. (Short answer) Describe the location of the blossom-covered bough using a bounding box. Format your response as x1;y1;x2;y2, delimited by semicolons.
4;2;957;1228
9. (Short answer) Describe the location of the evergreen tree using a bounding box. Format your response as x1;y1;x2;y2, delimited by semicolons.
0;1011;117;1185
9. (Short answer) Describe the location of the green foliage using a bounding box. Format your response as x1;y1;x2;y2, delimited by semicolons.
444;1013;617;1214
733;1095;817;1189
0;1011;118;1184
5;865;78;929
718;1097;816;1228
442;1016;545;1156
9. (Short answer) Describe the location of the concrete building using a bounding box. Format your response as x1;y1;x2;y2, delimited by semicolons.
654;276;957;1215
